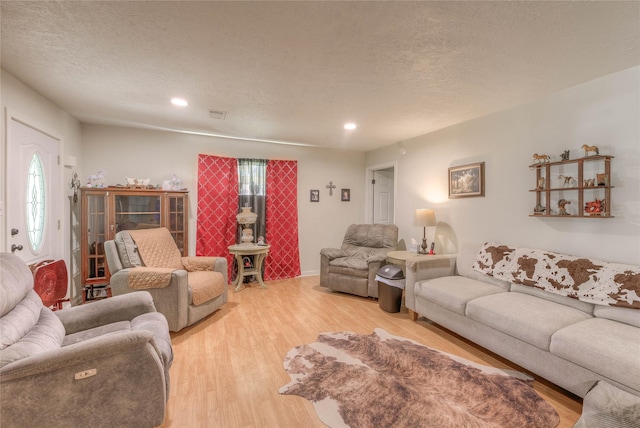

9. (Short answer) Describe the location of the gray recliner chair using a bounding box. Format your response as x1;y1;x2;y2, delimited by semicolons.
105;227;228;332
320;224;399;298
0;252;172;428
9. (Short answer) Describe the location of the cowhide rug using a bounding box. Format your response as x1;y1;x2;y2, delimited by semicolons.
279;328;559;428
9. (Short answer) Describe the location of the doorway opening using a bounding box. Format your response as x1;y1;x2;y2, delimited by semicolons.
366;162;397;225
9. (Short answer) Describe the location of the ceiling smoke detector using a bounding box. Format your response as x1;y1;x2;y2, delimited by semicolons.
209;110;227;120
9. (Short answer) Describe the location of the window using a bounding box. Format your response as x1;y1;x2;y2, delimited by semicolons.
26;153;46;252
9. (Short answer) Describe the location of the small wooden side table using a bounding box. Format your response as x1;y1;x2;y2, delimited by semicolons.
228;244;270;292
386;250;420;274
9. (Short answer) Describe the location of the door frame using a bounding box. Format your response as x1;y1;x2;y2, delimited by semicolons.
365;161;397;224
5;108;64;262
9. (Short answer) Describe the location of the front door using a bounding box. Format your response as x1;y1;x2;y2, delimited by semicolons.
6;115;62;264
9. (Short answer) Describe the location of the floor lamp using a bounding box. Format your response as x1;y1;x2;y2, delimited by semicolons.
414;209;436;254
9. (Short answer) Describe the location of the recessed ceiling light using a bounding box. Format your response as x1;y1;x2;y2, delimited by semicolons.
171;97;188;107
344;122;357;130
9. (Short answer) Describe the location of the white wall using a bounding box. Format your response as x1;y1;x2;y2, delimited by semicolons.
80;125;366;275
366;66;640;264
1;70;83;301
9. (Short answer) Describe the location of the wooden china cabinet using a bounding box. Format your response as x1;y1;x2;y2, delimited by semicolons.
80;187;188;302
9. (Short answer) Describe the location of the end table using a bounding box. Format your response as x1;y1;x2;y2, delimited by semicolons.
228;244;270;292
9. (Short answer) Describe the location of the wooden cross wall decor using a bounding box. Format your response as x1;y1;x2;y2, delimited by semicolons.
326;181;336;196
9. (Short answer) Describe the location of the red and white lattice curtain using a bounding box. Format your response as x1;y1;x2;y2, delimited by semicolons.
196;154;238;279
196;155;301;282
265;159;301;280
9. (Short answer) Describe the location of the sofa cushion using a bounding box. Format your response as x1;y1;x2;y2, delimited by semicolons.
457;243;512;291
415;276;506;316
506;248;640;309
0;306;65;368
593;305;640;328
342;224;398;249
1;291;47;350
329;257;368;272
0;253;36;317
187;271;226;305
551;318;640;392
511;283;594;315
466;292;593;351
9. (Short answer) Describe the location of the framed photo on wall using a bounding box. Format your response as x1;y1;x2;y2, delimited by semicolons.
341;189;350;201
310;189;320;202
448;162;485;198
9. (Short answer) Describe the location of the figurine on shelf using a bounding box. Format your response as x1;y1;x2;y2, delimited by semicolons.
558;175;576;188
560;150;570;161
585;199;605;216
86;170;106;188
536;177;545;189
532;153;550;163
596;173;609;186
534;203;546;215
256;236;266;246
582;144;599;157
558;199;571;215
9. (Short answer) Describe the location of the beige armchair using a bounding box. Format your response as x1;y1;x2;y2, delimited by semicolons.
0;252;172;428
105;227;228;332
320;224;399;298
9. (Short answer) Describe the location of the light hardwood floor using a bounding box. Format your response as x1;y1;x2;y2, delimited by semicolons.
161;276;582;427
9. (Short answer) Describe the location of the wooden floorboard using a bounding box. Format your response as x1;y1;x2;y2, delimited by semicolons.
160;276;582;427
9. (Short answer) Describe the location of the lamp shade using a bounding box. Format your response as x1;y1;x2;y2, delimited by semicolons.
414;209;436;227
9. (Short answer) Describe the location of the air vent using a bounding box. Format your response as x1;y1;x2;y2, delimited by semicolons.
209;110;227;120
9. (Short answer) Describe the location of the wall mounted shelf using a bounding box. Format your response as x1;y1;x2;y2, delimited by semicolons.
529;155;613;218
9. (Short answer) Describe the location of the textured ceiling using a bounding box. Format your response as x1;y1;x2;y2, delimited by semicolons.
2;1;639;151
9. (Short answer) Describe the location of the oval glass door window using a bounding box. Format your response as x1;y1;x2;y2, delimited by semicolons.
26;152;46;252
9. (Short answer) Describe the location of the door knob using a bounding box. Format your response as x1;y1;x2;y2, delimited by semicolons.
11;244;23;253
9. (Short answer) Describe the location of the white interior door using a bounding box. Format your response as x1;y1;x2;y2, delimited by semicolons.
6;115;62;264
373;168;394;224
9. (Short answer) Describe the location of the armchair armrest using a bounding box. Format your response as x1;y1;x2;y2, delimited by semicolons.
55;291;157;335
182;256;227;273
405;254;457;314
0;330;158;381
365;254;388;264
320;248;347;260
110;269;189;332
0;331;166;427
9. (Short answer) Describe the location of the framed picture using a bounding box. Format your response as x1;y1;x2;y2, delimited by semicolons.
341;189;350;201
448;162;485;198
310;189;320;202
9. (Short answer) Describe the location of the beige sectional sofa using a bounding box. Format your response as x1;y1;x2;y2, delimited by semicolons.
405;242;640;398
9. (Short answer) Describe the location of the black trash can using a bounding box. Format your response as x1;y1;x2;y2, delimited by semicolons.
376;264;405;313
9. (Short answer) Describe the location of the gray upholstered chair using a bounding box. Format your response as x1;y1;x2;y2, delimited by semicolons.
320;224;399;298
105;227;228;332
0;252;172;428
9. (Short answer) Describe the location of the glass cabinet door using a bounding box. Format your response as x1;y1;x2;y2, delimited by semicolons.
114;194;162;232
82;191;111;302
166;193;187;255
